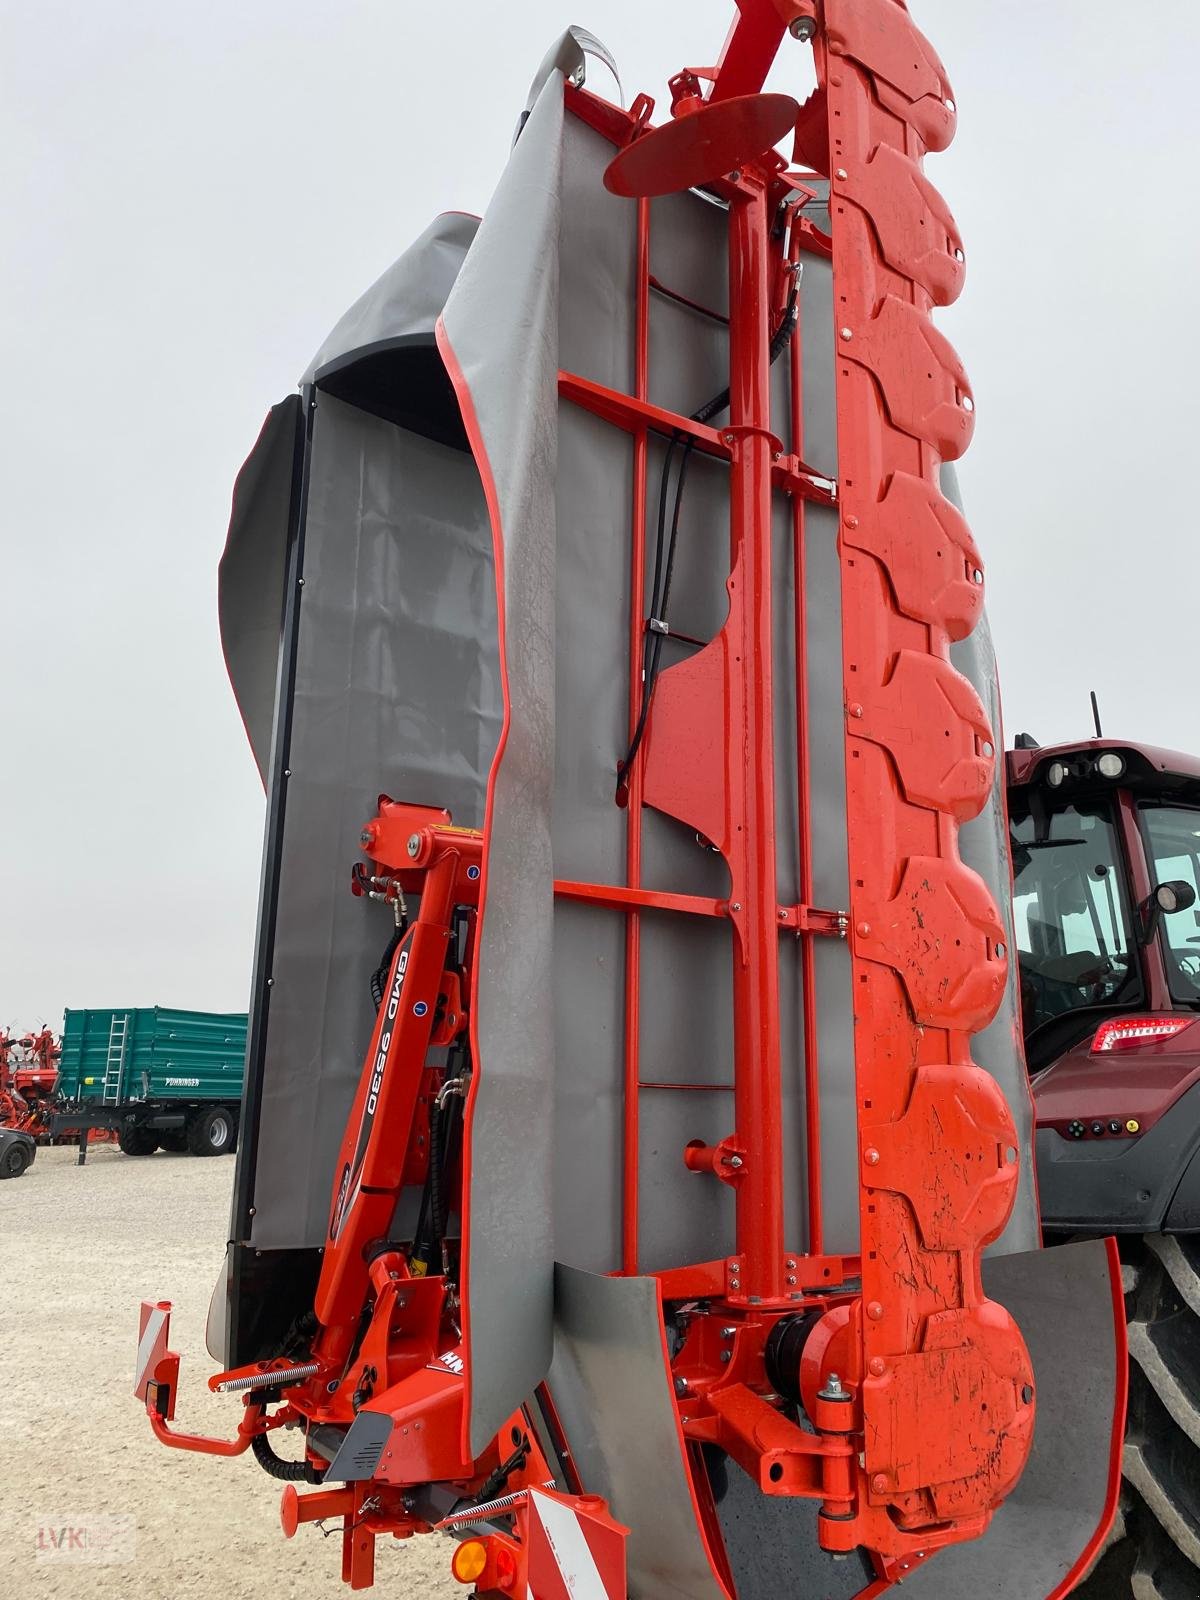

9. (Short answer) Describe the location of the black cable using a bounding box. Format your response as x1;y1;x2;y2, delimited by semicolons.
252;1430;325;1484
369;923;407;1012
473;1438;531;1505
617;280;800;793
411;1043;467;1274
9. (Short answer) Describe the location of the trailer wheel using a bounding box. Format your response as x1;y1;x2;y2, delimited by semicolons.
187;1106;236;1157
1;1142;31;1178
158;1128;188;1154
1071;1234;1200;1599
118;1125;159;1156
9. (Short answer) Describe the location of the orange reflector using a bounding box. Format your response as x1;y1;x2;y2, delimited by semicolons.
451;1540;489;1583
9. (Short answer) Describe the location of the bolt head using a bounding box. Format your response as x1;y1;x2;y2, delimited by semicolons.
848;703;864;719
839;326;853;341
789;14;817;40
868;1356;886;1377
835;167;848;180
867;1300;884;1321
864;1147;880;1166
674;1376;689;1397
720;1350;732;1363
857;922;871;938
872;1474;888;1494
727;1154;744;1169
406;833;421;858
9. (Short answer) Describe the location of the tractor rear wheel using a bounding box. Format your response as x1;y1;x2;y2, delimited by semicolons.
186;1105;236;1157
1073;1234;1200;1599
117;1124;159;1157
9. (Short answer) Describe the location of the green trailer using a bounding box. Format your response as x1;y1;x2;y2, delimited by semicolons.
54;1007;247;1157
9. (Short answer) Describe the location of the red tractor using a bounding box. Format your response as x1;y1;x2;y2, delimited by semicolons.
1011;738;1200;1597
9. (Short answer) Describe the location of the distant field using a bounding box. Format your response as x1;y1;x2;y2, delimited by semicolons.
0;1143;458;1599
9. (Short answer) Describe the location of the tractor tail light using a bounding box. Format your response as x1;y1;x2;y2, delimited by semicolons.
1091;1016;1197;1054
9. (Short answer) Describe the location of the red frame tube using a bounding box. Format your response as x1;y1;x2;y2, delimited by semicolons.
787;215;823;1254
726;177;785;1301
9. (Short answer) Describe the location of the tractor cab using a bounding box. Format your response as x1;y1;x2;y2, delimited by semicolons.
1007;739;1200;1232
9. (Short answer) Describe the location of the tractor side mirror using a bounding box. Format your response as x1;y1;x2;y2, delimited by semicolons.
1140;879;1198;943
1156;881;1196;915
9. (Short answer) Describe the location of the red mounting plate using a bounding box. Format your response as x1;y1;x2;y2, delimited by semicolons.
604;92;799;197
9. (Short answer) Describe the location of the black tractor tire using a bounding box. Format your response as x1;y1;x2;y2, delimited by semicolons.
117;1124;159;1157
157;1128;188;1154
186;1105;237;1157
0;1141;31;1178
1071;1235;1200;1599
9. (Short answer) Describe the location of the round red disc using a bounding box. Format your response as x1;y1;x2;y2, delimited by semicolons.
604;93;800;199
280;1485;300;1538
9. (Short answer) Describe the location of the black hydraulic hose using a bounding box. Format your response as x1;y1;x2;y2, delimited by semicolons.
252;1430;325;1484
370;924;407;1012
433;1090;464;1249
427;1100;444;1257
617;287;799;792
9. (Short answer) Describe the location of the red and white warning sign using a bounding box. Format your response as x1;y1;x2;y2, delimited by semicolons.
134;1300;171;1401
525;1488;627;1600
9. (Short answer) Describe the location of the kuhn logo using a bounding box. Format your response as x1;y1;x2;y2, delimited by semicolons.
429;1349;465;1376
330;946;409;1243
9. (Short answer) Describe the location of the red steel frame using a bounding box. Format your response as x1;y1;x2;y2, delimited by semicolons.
137;3;1053;1593
559;0;1034;1573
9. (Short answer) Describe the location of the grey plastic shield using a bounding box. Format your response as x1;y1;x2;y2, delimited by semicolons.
218;395;302;785
548;1266;731;1600
439;72;564;1454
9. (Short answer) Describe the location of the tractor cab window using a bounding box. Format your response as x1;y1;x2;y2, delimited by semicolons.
1010;800;1139;1044
1138;803;1200;1004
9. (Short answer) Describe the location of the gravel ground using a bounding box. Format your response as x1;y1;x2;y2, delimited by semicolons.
0;1144;460;1599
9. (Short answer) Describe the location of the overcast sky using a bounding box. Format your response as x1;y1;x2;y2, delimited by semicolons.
3;1;1197;1027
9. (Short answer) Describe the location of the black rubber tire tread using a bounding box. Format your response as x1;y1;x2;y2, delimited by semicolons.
186;1105;236;1157
1071;1235;1200;1599
0;1142;31;1178
118;1125;159;1157
157;1128;188;1153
